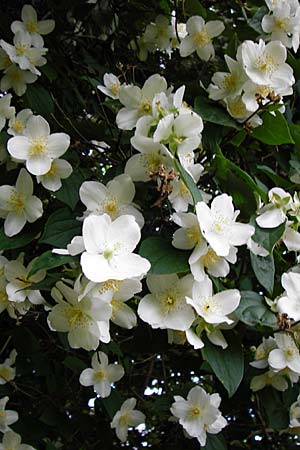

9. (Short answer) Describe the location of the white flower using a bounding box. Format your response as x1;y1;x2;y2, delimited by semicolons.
250;370;288;392
239;39;294;88
48;278;112;350
84;278;141;329
250;336;277;369
137;274;195;331
208;55;247;101
79;351;124;397
225;94;263;127
37;158;73;191
0;430;35;450
290;394;300;428
282;223;300;251
80;214;150;283
143;15;174;52
126;116;173;182
0;64;37;97
79;174;144;227
5;254;45;305
186;276;240;324
7;109;33;136
189;240;236;282
0;397;18;433
0;350;17;385
256;187;292;228
196;193;255;257
0;31;47;75
0;169;43;237
116;74;167;130
179;16;225;61
7;115;70;176
111;398;145;442
262;4;300;51
0;94;15;132
277;272;300;321
11;4;55;48
98;73;121;99
170;386;227;446
268;332;300;373
172;212;202;250
169;164;205;213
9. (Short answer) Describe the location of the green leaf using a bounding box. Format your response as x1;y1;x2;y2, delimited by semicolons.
30;273;65;291
235;291;276;328
0;225;40;250
174;159;203;204
256;164;292;189
250;252;275;295
260;388;290;430
39;208;81;247
25;85;55;118
184;0;207;18
248;6;267;34
28;250;74;277
251;218;285;253
139;237;190;274
194;96;241;129
100;389;123;418
251;111;294;145
202;332;244;397
63;356;86;373
55;167;90;210
203;434;227;450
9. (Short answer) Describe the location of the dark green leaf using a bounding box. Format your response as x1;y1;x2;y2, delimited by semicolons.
28;250;74;277
256;164;292;189
0;225;40;250
260;388;290;430
250;252;275;295
139;237;190;274
39;208;81;247
25;85;55;118
100;389;123;418
252;112;294;145
184;0;207;18
30;273;65;291
203;332;244;397
203;434;227;450
248;6;267;34
251;218;285;253
194;96;241;129
63;356;86;373
174;159;203;204
235;291;276;328
55;167;91;210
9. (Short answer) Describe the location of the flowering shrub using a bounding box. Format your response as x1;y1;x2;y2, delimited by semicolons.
0;0;300;448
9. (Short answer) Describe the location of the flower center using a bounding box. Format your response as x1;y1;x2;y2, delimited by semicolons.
193;30;211;47
15;44;29;56
140;101;152;114
191;406;201;416
44;162;57;177
0;367;11;381
29;138;47;156
119;413;130;426
0;290;8;305
145;152;163;172
186;225;201;245
95;369;106;382
11;69;22;82
200;296;219;315
256;53;278;76
223;73;238;91
160;288;183;314
99;279;121;294
26;20;39;33
274;17;289;31
228;99;246;117
110;83;120;96
103;249;114;260
102;198;118;217
286;348;296;358
202;248;219;268
65;307;89;328
111;298;122;320
12;119;25;133
8;192;25;214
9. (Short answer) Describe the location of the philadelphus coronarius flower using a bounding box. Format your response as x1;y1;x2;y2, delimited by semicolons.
79;174;144;228
170;386;227;446
208;55;247;101
186;276;240;324
0;64;38;97
0;168;43;237
250;336;277;369
11;4;55;48
179;16;225;61
5;254;46;305
196;193;255;257
48;278;112;350
36;158;73;191
0;397;18;433
116;74;167;130
137;274;195;331
0;94;15;132
80;214;150;283
97;73;121;99
7;115;70;176
289;394;300;429
250;370;289;392
268;332;300;373
277;272;300;321
0;430;35;450
256;187;292;228
7;108;32;136
79;351;124;397
110;398;145;442
0;350;17;385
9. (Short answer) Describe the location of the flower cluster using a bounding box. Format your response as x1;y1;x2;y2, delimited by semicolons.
0;4;55;96
208;39;294;126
